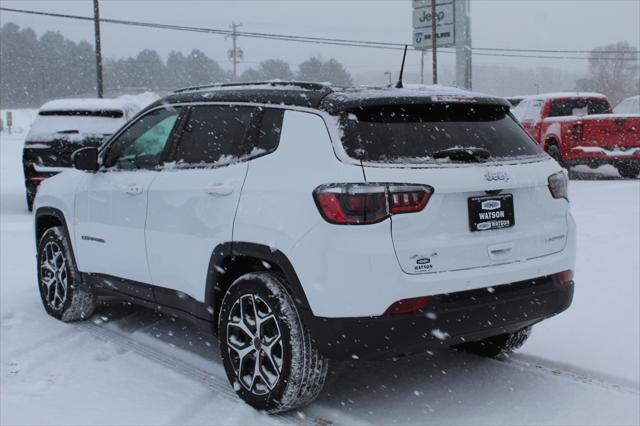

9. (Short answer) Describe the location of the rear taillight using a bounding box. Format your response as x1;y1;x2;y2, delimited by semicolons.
569;122;584;140
548;172;568;200
555;269;574;284
313;183;433;225
384;296;429;315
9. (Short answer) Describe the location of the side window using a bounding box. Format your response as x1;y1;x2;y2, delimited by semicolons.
174;105;280;167
523;100;544;121
104;106;181;170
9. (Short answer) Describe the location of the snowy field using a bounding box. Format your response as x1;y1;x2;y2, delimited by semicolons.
1;106;639;425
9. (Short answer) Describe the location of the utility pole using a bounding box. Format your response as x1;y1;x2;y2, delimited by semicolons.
228;22;243;81
93;0;104;98
454;0;472;89
384;71;392;85
431;0;437;84
420;50;425;84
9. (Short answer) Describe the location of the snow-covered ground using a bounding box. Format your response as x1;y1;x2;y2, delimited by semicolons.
1;106;639;425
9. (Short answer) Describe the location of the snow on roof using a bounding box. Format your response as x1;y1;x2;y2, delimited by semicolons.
39;98;139;112
518;92;608;101
329;84;499;101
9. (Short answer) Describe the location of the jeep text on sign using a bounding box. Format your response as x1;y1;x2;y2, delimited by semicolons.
412;1;455;48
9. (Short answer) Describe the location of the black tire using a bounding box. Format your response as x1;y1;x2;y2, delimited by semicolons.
547;144;566;169
218;272;328;413
617;163;640;179
37;227;96;321
453;326;532;359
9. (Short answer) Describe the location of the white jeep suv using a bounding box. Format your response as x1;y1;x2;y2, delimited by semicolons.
33;82;575;412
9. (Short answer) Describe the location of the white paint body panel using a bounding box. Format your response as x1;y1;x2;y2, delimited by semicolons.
145;164;248;300
364;159;569;275
74;170;157;284
35;104;576;320
234;109;364;263
291;214;575;317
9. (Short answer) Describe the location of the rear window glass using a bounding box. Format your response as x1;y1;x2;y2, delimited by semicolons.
339;104;542;164
548;99;610;117
39;110;124;118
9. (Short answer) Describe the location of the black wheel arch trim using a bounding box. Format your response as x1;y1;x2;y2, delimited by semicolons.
34;206;86;289
34;207;74;255
205;242;314;331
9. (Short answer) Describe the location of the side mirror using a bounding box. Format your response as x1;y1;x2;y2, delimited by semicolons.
72;147;99;172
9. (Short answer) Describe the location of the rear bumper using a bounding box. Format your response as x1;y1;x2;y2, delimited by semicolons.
308;275;574;360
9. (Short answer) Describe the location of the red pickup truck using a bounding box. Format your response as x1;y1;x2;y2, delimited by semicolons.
512;92;640;178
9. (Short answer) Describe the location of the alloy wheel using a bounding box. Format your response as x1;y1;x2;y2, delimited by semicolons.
226;294;284;395
40;241;68;311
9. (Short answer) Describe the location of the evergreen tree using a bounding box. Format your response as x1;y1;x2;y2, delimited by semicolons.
297;57;352;86
258;59;294;80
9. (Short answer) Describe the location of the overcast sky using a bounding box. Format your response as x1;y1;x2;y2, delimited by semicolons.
1;0;639;82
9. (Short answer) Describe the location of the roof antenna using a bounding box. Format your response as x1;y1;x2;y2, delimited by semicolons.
395;45;408;89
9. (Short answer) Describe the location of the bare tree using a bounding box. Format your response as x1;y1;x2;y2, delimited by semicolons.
576;41;640;106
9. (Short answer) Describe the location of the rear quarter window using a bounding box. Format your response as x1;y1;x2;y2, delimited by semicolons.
338;103;543;164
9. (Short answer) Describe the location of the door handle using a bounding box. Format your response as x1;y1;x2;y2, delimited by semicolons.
126;184;143;195
206;183;234;196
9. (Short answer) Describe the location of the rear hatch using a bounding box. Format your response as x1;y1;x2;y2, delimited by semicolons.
338;102;569;274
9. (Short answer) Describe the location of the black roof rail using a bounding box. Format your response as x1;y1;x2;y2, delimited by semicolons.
172;81;334;94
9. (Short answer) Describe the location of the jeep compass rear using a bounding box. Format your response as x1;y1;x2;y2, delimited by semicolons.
33;82;574;413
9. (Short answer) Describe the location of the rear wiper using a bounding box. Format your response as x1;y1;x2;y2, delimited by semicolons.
56;129;80;134
432;147;491;162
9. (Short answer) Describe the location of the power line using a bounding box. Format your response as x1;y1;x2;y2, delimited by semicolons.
1;6;639;61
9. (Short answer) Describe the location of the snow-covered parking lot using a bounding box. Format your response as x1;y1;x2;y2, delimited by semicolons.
1;110;639;425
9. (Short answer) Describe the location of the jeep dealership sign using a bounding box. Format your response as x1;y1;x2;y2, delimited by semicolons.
412;1;455;49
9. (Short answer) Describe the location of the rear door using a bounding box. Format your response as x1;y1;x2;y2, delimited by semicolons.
340;103;569;275
74;106;182;284
145;104;268;301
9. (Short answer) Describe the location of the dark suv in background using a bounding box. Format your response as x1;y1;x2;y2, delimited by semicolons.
23;98;139;210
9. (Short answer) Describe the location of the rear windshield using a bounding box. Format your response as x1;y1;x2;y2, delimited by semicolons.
339;104;542;164
39;109;124;118
548;99;610;117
